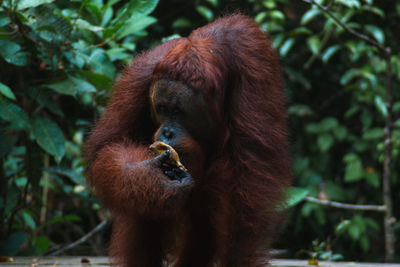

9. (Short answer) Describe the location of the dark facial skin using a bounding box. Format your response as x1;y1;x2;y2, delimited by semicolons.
150;79;215;151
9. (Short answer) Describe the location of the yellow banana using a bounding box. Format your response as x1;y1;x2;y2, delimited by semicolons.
149;141;187;171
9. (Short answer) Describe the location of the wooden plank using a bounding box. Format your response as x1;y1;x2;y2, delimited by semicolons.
270;259;400;267
0;257;109;266
0;257;399;266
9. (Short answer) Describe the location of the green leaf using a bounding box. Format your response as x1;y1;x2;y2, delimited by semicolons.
46;79;77;96
263;0;276;9
87;49;115;78
349;223;361;240
101;5;113;26
334;126;347;141
116;16;157;39
34;236;50;252
269;10;284;20
22;211;36;230
76;19;104;32
112;0;159;24
106;47;130;61
317;133;334;152
365;169;380;188
31;117;65;163
172;18;191;28
76;70;113;89
320;117;339;131
4;185;19;214
289;27;312;35
362;128;384;140
288;104;313;117
283;187;309;209
322;45;340;63
363;6;385;17
0;99;30;130
279;38;295;56
307;36;320;55
129;0;159;16
360;235;370;251
305;123;320;134
365;25;385;45
69;76;97;94
0;133;17;157
335;220;351;234
0;40;28;66
0;231;27;256
0;13;11;27
196;5;213;21
344;154;363;182
325;182;347;201
206;0;218;7
17;0;55;10
28;88;64;117
337;0;361;8
340;68;359;85
374;96;388;117
301;9;322;25
254;12;267;24
0;83;16;100
47;166;85;185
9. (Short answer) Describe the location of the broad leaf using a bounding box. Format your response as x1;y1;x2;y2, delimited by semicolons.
112;0;159;24
362;128;384;140
196;6;213;21
337;0;361;8
280;187;309;210
0;232;27;256
301;9;322;25
46;79;77;96
374;96;388;117
116;16;157;39
0;13;10;27
0;99;30;130
22;211;36;230
0;83;16;100
47;166;86;185
76;19;104;32
34;236;50;252
17;0;55;10
0;40;28;66
279;38;295;56
307;36;320;55
0;133;17;157
365;25;385;45
31;117;65;163
322;45;340;63
317;133;334;152
344;154;363;182
69;76;97;94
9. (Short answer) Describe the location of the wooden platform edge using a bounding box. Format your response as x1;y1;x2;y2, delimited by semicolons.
0;257;399;266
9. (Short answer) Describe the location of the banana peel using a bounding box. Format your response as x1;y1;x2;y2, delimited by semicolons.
149;141;187;171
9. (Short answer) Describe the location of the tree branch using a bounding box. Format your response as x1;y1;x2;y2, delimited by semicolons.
49;220;109;256
305;197;386;212
302;0;385;52
382;47;395;262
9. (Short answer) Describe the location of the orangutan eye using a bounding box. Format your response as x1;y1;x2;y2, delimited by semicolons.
156;105;166;115
172;108;180;115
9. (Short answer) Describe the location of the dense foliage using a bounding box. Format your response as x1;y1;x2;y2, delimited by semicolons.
0;0;399;262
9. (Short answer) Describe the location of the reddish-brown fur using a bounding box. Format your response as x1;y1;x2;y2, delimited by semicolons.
85;14;291;267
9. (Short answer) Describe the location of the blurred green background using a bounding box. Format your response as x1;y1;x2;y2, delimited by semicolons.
0;0;399;262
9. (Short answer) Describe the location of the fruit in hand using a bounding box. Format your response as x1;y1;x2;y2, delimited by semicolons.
149;141;187;171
